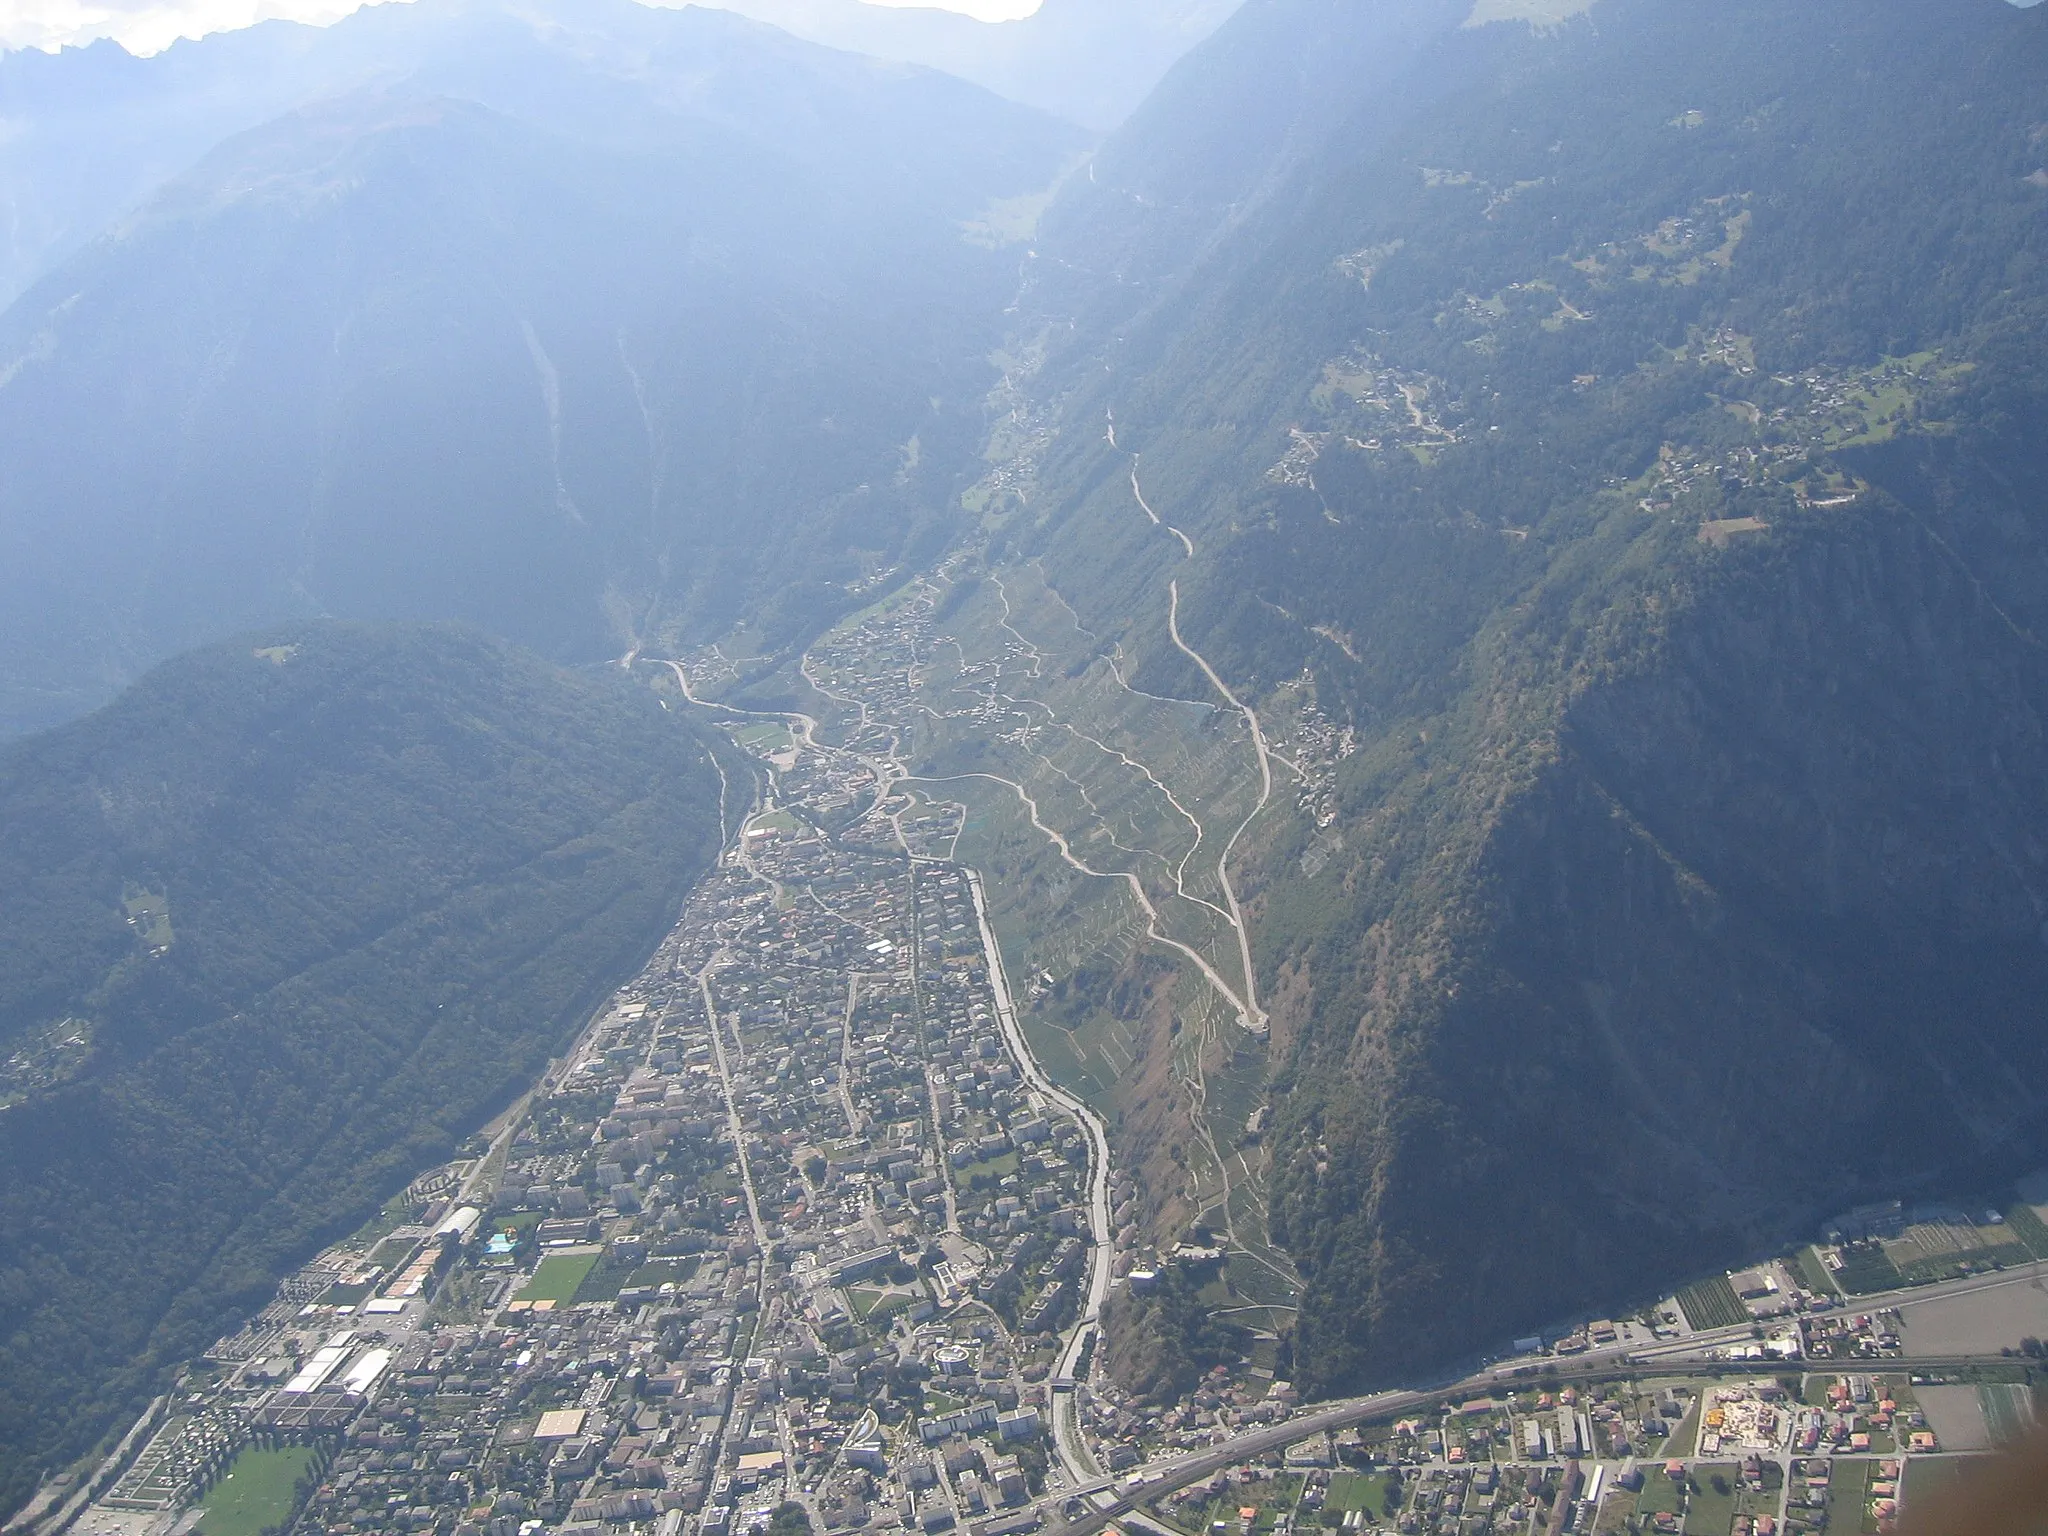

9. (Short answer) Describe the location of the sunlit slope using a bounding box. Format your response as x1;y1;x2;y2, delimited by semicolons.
993;0;2048;1388
0;623;724;1511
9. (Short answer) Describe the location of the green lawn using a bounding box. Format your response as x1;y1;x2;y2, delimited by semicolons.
1592;1489;1637;1536
1664;1397;1704;1459
568;1252;639;1303
1734;1474;1783;1529
1828;1460;1872;1535
519;1250;601;1303
848;1286;912;1321
1636;1470;1685;1518
1794;1246;1840;1297
1327;1473;1401;1517
1682;1466;1738;1536
952;1151;1021;1188
198;1447;316;1536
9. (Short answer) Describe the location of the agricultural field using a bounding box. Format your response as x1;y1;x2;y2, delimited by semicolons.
1899;1456;1994;1516
1830;1245;1903;1296
1881;1215;2031;1285
734;722;795;756
1980;1381;2035;1447
1677;1277;1747;1331
2001;1201;2048;1259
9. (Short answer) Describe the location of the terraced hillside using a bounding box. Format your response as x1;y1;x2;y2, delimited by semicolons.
941;0;2048;1390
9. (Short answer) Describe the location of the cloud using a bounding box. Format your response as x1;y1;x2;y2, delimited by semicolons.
0;0;1040;55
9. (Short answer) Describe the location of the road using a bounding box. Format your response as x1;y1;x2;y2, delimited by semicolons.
659;648;1125;1484
1163;578;1270;1032
964;866;1113;1487
653;631;2048;1511
1019;1270;2048;1536
1835;1255;2048;1327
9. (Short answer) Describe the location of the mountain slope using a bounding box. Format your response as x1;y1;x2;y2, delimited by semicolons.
987;0;2048;1388
0;622;725;1512
0;0;1083;737
0;0;1106;309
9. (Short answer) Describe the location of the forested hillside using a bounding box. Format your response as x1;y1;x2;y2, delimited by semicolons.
0;624;724;1511
988;0;2048;1389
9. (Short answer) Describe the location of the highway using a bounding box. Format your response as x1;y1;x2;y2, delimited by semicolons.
1012;1262;2048;1536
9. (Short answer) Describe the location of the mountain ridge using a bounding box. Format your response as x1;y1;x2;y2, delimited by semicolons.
0;4;1084;736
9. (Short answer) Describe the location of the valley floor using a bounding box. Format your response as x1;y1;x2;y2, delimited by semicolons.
34;601;2048;1536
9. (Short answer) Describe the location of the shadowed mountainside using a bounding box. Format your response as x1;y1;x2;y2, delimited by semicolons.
984;0;2048;1390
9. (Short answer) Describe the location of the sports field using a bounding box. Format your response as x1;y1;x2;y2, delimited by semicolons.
198;1447;316;1536
518;1250;601;1303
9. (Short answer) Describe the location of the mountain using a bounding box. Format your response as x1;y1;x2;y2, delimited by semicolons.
981;0;2048;1390
7;0;2048;1423
0;621;726;1512
0;0;1083;737
0;0;1118;310
690;0;1242;131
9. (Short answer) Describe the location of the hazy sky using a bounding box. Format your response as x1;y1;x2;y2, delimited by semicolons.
0;0;1041;56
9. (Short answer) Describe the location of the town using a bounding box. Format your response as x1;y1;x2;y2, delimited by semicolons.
42;591;2048;1536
